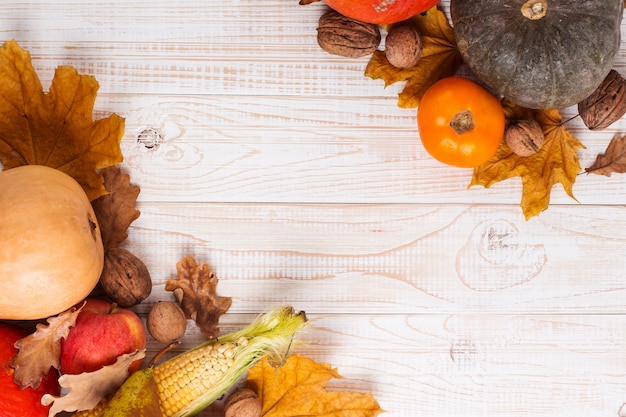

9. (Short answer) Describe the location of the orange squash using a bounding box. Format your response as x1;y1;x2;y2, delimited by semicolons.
323;0;440;24
0;322;59;416
0;165;104;320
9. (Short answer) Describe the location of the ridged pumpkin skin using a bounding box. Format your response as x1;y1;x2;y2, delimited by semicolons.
450;0;623;109
0;165;104;320
324;0;440;24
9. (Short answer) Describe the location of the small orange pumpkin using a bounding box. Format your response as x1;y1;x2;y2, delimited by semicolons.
323;0;440;24
0;165;104;320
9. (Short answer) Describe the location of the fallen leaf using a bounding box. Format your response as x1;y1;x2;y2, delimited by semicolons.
586;134;626;176
41;349;146;417
365;7;463;108
91;165;141;251
247;354;384;417
470;100;585;219
165;256;232;339
12;303;85;389
0;40;124;201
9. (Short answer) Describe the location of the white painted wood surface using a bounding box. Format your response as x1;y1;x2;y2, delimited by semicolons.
4;1;626;416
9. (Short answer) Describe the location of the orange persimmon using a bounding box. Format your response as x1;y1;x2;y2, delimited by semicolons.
417;76;505;168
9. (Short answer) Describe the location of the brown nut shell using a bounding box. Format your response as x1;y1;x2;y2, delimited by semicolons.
385;22;423;68
99;247;152;307
225;388;262;417
147;301;187;344
317;9;381;58
504;119;545;157
578;69;626;130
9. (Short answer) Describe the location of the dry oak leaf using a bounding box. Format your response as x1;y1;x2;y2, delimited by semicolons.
91;165;141;251
470;100;585;220
41;349;146;417
165;256;232;339
365;6;463;108
12;304;84;389
247;354;384;417
0;40;124;201
586;134;626;176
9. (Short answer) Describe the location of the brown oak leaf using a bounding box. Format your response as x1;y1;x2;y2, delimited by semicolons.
247;354;384;417
165;256;232;339
91;165;141;251
41;349;146;416
470;100;585;220
586;134;626;176
365;6;463;108
12;303;85;389
0;40;124;201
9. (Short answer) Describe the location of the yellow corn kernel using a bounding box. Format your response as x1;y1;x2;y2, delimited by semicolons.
152;339;241;417
73;306;307;417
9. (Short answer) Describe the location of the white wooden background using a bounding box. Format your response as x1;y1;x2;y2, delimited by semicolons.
4;1;626;416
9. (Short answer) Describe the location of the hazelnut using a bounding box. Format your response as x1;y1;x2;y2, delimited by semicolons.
317;9;381;58
225;388;262;417
147;301;187;344
504;119;545;157
385;22;423;69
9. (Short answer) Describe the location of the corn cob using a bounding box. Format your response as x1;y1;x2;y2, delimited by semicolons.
73;305;307;417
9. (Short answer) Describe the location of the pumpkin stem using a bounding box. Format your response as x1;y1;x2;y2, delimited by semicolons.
521;0;547;20
450;109;475;135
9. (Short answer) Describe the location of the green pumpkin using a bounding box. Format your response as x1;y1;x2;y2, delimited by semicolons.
450;0;623;109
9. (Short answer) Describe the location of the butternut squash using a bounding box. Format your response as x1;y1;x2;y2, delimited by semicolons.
0;165;104;319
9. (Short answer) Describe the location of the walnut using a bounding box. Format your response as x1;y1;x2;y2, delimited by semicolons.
384;22;423;69
317;9;381;58
504;119;545;157
578;69;626;130
225;388;262;417
99;247;152;307
147;301;187;344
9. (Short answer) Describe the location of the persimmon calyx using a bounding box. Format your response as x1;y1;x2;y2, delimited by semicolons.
450;109;475;134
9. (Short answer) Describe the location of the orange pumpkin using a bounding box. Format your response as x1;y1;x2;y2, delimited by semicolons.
323;0;440;24
0;322;59;417
0;165;104;320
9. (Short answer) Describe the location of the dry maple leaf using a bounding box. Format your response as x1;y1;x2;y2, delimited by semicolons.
247;354;384;417
165;256;232;339
91;165;141;251
365;6;463;108
12;304;84;389
586;134;626;176
0;40;124;201
41;349;146;417
470;100;585;220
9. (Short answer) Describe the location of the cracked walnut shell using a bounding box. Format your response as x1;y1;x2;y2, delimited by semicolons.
99;247;152;307
317;9;381;58
578;69;626;130
504;119;545;157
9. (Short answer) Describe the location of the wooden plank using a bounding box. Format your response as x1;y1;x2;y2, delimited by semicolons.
147;313;626;417
126;202;626;315
92;94;626;206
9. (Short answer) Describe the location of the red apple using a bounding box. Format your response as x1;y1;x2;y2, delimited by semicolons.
0;322;59;417
60;298;146;375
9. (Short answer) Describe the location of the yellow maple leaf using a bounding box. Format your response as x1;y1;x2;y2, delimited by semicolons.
0;40;124;201
365;6;463;108
470;100;585;220
247;354;384;417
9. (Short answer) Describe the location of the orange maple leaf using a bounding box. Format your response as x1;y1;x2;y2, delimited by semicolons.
247;354;384;417
0;40;124;201
365;6;463;108
470;100;585;220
